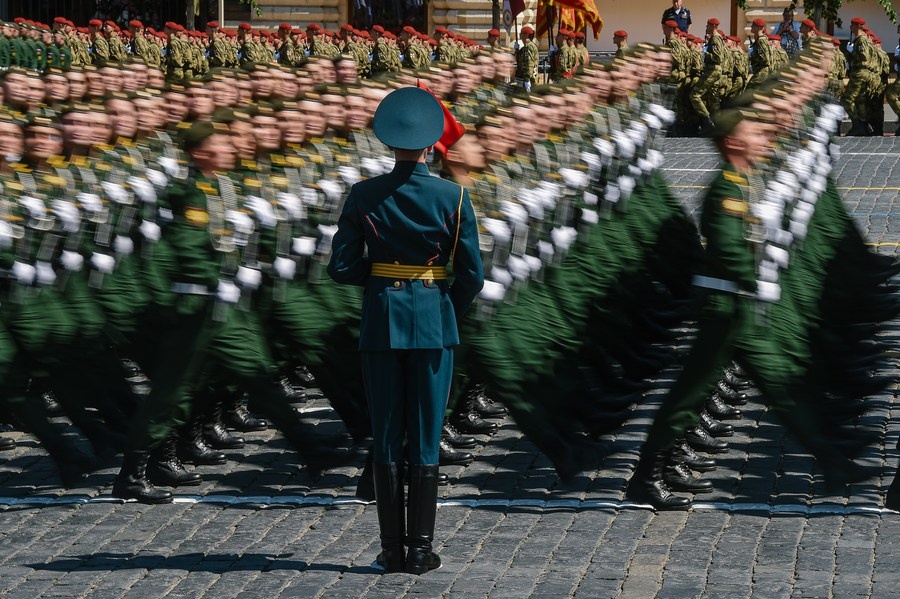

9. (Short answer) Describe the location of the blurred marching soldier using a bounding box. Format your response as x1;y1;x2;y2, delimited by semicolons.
515;26;538;91
400;26;430;70
866;32;890;136
370;26;400;74
724;35;748;102
487;28;500;50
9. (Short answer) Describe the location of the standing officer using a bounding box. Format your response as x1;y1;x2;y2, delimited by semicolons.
661;0;692;33
328;87;484;575
613;30;629;58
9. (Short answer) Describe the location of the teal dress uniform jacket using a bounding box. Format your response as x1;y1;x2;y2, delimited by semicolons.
328;160;484;350
328;159;484;464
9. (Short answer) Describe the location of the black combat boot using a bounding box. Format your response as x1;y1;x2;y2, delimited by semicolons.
626;449;691;510
371;462;406;573
203;401;246;449
442;422;477;449
664;461;713;493
670;439;717;472
685;425;729;454
148;432;202;487
405;464;442;574
699;410;734;437
178;414;227;465
112;450;173;504
224;394;269;432
438;438;473;466
706;393;742;420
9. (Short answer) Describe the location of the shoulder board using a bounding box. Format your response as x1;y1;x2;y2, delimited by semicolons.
310;155;324;165
271;154;286;166
241;159;258;170
185;209;209;225
286;156;305;167
270;175;289;187
721;198;749;216
4;214;23;222
723;171;747;186
196;181;216;193
5;181;24;191
95;163;111;172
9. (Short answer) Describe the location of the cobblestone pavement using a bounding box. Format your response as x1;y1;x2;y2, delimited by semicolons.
1;137;899;599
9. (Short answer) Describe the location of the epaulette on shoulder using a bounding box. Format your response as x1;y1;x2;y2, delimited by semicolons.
723;170;747;186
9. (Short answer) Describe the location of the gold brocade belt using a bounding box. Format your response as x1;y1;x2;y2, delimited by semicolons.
370;263;448;280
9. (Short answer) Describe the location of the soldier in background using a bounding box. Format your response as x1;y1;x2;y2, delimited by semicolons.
515;25;537;92
614;30;628;58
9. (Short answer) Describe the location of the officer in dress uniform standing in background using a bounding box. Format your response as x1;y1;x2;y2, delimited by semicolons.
661;0;692;34
328;87;484;575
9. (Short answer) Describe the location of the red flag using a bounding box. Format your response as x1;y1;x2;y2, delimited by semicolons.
509;0;526;19
416;80;465;156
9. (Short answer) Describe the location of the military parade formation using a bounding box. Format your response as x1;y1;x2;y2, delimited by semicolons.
0;5;897;539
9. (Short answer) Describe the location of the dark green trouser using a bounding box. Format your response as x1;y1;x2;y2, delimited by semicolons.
641;290;746;455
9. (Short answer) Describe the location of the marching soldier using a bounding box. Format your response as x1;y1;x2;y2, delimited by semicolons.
690;18;725;133
515;26;538;91
88;19;110;64
843;17;880;135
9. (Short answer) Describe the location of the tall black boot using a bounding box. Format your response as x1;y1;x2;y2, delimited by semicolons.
356;448;375;501
177;413;227;465
405;464;442;574
625;449;691;510
203;401;245;449
372;462;405;573
112;450;173;504
148;432;202;487
224;393;268;432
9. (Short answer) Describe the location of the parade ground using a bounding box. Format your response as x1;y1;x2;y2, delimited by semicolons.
1;136;899;598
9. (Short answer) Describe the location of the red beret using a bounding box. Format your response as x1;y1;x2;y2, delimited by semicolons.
402;25;417;35
558;28;569;35
488;28;500;37
89;19;103;27
129;20;143;29
175;24;186;32
766;33;780;40
291;29;303;35
278;22;292;30
575;32;585;39
850;17;865;25
831;37;841;46
306;23;321;31
359;30;371;39
521;26;534;35
566;30;576;38
165;21;177;29
800;19;815;29
341;24;354;32
383;31;396;40
12;17;24;24
664;20;679;28
105;20;117;28
372;25;385;33
751;18;766;27
238;22;252;31
707;18;720;26
872;35;881;44
613;30;627;38
54;16;67;24
206;21;219;29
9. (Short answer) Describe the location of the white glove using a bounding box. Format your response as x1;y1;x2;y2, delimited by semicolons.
51;200;80;233
292;236;317;256
558;168;588;189
91;252;116;274
236;266;262;290
338;166;361;186
361;157;383;177
35;261;56;286
225;209;255;235
276;193;304;220
479;280;507;302
216;280;241;304
316;224;338;254
157;156;180;178
128;176;157;204
274;256;296;280
145;168;168;188
20;196;46;220
76;192;103;215
114;235;134;256
317;179;343;203
244;196;276;228
0;221;12;250
60;250;83;272
301;187;319;206
12;261;35;285
139;219;161;242
101;181;130;204
756;281;781;303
